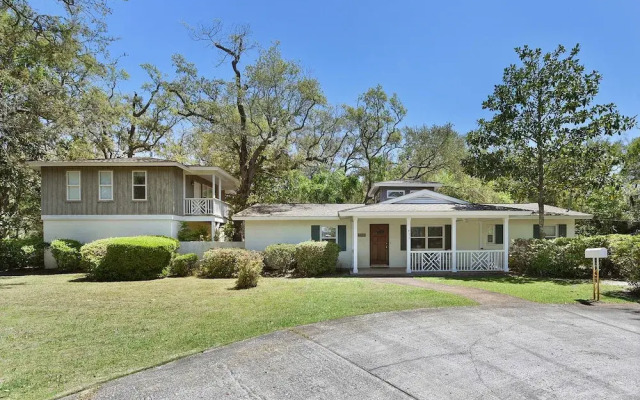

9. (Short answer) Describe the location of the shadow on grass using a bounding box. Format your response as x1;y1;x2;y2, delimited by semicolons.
0;268;67;277
601;289;640;303
434;274;593;286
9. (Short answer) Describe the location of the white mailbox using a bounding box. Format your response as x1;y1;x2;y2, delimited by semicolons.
585;248;608;259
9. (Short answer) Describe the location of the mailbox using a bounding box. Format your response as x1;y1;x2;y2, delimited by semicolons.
585;248;608;259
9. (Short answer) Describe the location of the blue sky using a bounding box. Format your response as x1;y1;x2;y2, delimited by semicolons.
37;0;640;139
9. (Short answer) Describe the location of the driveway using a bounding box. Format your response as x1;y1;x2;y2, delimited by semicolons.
67;302;640;400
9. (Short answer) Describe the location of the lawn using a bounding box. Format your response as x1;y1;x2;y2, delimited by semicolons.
419;275;639;304
0;274;473;400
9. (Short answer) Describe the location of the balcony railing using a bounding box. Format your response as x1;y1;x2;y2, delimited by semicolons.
183;198;229;218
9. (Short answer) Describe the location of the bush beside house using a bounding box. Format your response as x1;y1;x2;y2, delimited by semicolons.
263;243;297;273
167;253;198;277
0;237;46;270
294;241;340;277
198;248;263;288
50;239;83;272
80;236;180;281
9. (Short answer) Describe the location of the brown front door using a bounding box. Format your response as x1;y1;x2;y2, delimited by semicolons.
370;224;389;265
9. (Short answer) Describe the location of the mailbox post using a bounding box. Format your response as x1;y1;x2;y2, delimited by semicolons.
585;247;608;301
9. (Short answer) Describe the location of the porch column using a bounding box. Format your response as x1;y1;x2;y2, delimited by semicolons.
211;175;215;199
503;217;509;272
406;217;412;274
352;217;358;274
217;174;222;200
451;217;457;272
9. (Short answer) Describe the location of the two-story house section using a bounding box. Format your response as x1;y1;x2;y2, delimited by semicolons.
28;158;238;243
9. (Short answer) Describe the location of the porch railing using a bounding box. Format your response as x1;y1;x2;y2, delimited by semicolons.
183;198;229;218
410;250;452;272
409;250;504;272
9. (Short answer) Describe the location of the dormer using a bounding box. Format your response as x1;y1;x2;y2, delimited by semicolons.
368;180;444;203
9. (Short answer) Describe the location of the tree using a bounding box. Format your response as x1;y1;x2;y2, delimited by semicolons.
168;24;327;238
466;44;635;237
343;85;405;202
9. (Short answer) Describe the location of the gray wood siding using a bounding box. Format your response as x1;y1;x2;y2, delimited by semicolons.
41;166;183;215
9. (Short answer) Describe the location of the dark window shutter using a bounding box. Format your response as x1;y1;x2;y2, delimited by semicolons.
400;225;406;251
495;224;504;244
311;225;320;241
445;224;452;250
558;224;567;237
533;224;540;239
337;225;347;251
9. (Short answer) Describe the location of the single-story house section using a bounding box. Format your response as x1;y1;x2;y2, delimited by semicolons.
234;180;592;274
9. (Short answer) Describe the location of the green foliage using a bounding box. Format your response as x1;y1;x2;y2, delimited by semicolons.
510;235;640;282
432;171;512;203
177;222;210;241
221;221;236;242
235;253;263;289
294;241;340;277
167;253;198;277
80;236;180;281
50;239;83;272
0;236;46;270
263;244;297;273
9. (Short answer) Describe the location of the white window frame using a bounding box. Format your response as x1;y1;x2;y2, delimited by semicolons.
427;225;445;250
543;225;557;239
410;226;427;250
132;170;147;201
98;170;113;201
386;189;405;199
320;225;337;243
66;171;81;201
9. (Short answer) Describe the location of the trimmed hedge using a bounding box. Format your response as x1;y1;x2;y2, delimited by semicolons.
294;241;340;277
0;237;46;270
168;253;198;277
50;239;83;272
510;235;640;287
80;236;180;281
198;248;263;289
263;243;297;273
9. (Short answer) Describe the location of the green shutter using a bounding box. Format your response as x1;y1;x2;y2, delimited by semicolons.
495;224;504;244
445;224;452;250
533;224;540;239
400;225;406;251
311;225;320;241
558;224;567;237
337;225;347;251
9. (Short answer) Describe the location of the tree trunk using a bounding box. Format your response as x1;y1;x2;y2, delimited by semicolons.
537;150;545;238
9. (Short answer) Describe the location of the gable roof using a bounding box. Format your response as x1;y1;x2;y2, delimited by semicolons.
368;180;443;197
382;189;468;205
234;203;362;220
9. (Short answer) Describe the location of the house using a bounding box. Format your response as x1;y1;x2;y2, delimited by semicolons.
28;158;238;243
234;180;592;274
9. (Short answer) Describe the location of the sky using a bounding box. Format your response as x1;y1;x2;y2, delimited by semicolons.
35;0;640;140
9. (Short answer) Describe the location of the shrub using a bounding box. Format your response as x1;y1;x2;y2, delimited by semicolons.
0;237;46;270
608;235;640;291
80;236;180;281
235;251;263;289
177;222;210;241
263;243;297;273
294;241;340;277
198;248;244;278
50;239;83;272
168;253;198;277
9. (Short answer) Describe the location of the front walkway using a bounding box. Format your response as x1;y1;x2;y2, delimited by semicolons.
373;277;534;306
65;303;640;400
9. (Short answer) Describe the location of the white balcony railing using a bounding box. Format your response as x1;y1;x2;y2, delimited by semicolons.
183;198;229;218
409;250;504;272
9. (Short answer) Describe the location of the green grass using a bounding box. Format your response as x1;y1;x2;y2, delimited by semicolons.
0;274;473;400
419;275;639;304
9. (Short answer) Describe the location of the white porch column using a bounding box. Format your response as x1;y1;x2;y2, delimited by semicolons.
352;217;358;274
217;174;222;200
451;217;457;272
503;217;509;272
211;175;215;199
406;217;412;273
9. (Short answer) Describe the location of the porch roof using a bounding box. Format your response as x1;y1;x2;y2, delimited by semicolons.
234;203;362;220
338;203;534;217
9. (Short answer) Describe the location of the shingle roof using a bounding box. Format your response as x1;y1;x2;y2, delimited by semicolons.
61;157;173;163
372;180;443;186
489;203;592;217
234;203;363;219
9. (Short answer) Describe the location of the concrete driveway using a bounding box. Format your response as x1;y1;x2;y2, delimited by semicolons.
68;303;640;400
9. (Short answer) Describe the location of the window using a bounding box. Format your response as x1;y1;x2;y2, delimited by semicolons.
98;171;113;201
543;225;557;239
427;226;444;249
66;171;81;201
320;226;337;243
132;171;147;200
410;227;426;250
386;189;405;199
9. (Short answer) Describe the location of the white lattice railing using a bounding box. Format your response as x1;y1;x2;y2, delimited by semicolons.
410;250;452;272
183;198;229;217
456;250;504;271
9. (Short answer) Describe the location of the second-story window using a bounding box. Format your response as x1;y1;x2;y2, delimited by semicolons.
99;171;113;201
66;171;81;201
386;189;405;199
132;171;147;200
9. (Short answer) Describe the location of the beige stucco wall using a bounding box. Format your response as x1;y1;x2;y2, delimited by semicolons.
244;217;578;270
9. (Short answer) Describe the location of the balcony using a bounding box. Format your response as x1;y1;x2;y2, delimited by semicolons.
183;198;229;218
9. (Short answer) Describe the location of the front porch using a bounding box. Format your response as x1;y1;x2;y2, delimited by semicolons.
182;171;230;219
